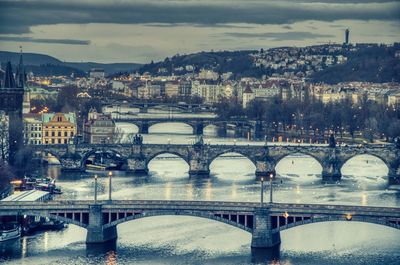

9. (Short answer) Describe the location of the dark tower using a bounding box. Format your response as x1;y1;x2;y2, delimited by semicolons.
0;60;25;166
345;28;350;45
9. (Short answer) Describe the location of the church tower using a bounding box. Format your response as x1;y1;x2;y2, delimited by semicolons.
15;47;30;114
0;59;25;166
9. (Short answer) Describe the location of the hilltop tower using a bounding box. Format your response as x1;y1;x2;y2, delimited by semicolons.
344;29;350;45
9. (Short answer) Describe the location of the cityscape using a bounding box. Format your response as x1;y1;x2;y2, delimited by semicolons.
0;1;400;264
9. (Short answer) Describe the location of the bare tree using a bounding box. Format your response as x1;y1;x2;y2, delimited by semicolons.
0;112;9;162
113;127;124;144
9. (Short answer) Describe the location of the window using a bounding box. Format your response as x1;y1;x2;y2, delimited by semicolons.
52;132;55;137
58;131;61;137
64;139;67;144
45;132;48;137
71;132;74;137
64;131;68;137
45;140;49;144
51;139;55;144
58;139;61;144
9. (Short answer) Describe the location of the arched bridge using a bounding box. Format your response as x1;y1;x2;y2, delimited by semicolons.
0;200;399;249
31;143;400;184
113;116;255;135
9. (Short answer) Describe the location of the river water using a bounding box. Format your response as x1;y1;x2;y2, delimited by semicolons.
1;123;400;265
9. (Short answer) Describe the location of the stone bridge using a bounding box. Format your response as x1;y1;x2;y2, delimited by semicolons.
113;116;258;136
0;200;399;249
31;143;400;184
106;102;215;114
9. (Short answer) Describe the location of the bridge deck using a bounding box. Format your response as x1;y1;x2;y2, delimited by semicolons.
0;200;399;218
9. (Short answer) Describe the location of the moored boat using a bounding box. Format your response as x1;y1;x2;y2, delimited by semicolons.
0;224;21;242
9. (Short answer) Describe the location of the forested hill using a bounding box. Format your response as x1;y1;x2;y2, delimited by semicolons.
0;51;142;76
311;45;400;84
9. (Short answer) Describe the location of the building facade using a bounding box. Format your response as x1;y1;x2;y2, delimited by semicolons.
42;113;77;144
23;115;42;145
83;109;115;144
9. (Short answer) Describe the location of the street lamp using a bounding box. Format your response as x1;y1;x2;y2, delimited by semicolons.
260;177;264;207
108;171;112;201
94;174;98;204
269;172;274;204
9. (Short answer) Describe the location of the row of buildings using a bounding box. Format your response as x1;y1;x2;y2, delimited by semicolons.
23;113;77;145
23;109;116;145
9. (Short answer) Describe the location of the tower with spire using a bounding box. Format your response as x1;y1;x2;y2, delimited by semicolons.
0;48;25;167
15;47;30;114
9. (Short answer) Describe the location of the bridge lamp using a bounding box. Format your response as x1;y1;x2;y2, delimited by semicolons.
260;177;265;207
269;172;274;204
94;174;98;204
345;213;352;221
108;171;113;201
283;211;289;219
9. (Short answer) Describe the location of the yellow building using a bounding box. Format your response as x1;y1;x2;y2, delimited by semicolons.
42;113;77;144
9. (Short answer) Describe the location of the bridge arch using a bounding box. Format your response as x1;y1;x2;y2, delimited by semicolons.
208;151;257;178
274;215;400;233
340;153;390;178
103;210;252;232
34;149;62;166
146;151;190;168
80;149;127;169
274;152;323;177
148;122;195;134
208;150;257;167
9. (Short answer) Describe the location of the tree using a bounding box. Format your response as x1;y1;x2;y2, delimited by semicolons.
0;113;9;161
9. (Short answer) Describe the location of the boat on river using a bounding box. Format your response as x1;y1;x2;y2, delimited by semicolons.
0;224;21;242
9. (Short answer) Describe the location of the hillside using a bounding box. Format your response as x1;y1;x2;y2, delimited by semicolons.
311;45;400;84
139;50;262;78
138;44;400;83
0;51;142;76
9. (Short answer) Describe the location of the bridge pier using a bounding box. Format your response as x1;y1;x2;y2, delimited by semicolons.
251;208;281;249
255;160;276;180
189;159;210;177
126;157;148;175
139;105;148;113
86;205;118;244
254;121;263;140
59;156;84;172
138;121;149;134
322;149;342;183
194;122;204;135
388;165;400;185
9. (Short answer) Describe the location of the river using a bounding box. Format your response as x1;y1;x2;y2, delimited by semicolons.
1;123;399;265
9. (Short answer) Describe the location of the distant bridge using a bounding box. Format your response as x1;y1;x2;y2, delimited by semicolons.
30;143;400;184
105;102;215;114
112;115;257;135
0;200;399;248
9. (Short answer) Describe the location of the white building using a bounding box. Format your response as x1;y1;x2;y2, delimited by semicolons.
242;85;255;108
23;115;42;145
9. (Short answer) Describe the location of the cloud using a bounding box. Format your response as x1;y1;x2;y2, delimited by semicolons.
0;0;399;34
224;31;335;41
0;36;90;45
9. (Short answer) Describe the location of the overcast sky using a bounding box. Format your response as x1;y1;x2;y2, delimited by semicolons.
0;0;399;63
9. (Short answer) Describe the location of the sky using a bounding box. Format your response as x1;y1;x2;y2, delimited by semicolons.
0;0;399;64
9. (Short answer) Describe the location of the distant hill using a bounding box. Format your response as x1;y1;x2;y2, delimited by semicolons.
311;45;400;84
138;45;400;83
0;51;142;76
138;50;262;78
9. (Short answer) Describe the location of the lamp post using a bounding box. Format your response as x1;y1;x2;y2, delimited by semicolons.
269;172;274;204
94;174;98;204
108;171;112;201
260;177;264;207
